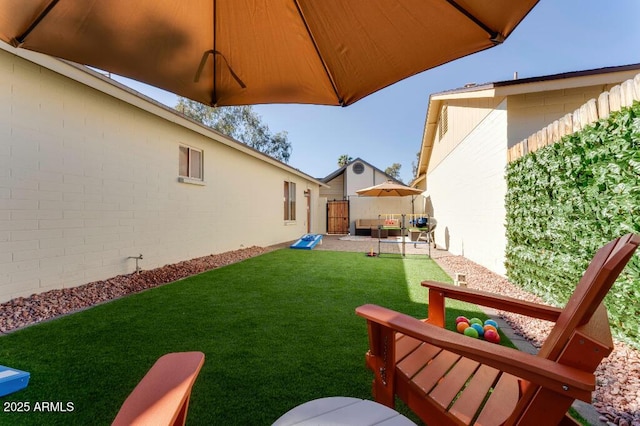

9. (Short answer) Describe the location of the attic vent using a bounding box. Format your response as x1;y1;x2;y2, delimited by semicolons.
438;104;448;140
352;162;365;174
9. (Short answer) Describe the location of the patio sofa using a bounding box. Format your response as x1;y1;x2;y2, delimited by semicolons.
355;218;401;236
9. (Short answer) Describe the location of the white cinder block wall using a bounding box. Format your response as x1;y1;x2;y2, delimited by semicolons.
345;165;388;196
427;102;508;275
349;197;414;223
0;47;320;303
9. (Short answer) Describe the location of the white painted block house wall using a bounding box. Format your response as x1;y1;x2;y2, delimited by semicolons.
0;45;325;303
414;64;640;277
426;102;508;274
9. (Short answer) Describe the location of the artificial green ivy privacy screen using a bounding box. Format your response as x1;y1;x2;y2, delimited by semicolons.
505;101;640;347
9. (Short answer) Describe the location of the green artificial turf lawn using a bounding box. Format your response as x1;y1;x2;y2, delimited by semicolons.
0;250;510;425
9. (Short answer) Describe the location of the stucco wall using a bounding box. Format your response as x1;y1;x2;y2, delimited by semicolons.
506;84;619;148
428;97;499;173
349;196;415;222
345;161;389;196
427;102;508;275
0;48;321;302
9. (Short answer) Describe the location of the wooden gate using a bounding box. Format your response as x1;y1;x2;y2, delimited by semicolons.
327;200;349;234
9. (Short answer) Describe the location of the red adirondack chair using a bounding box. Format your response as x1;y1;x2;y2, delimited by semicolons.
357;233;639;425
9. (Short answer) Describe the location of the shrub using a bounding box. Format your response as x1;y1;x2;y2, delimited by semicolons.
505;101;640;347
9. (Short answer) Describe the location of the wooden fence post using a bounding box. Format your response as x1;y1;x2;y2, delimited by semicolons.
586;99;598;124
552;120;560;144
572;107;582;132
598;92;610;120
506;73;639;163
621;80;634;107
609;85;622;112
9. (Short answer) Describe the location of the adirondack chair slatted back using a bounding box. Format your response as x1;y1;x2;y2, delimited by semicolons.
538;233;639;361
508;234;639;425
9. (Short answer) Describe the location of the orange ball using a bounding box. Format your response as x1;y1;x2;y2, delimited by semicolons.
456;322;470;333
483;325;498;334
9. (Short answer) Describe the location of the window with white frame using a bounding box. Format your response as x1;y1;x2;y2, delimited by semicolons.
284;181;296;221
179;145;203;180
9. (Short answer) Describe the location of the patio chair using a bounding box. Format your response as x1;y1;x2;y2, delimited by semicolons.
415;218;437;248
112;351;205;426
356;233;639;426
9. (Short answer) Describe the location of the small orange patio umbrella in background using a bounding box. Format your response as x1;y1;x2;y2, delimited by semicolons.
0;0;538;107
356;180;423;197
356;180;424;256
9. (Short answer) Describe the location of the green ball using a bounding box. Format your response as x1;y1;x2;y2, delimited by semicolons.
463;327;479;338
469;318;483;326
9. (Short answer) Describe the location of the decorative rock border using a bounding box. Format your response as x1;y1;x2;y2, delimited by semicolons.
0;246;267;334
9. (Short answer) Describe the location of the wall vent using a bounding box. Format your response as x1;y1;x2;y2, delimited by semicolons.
352;162;365;174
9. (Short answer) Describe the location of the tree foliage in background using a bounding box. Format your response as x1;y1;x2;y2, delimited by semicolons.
385;163;402;182
176;97;292;163
505;101;640;347
411;151;420;180
337;155;353;167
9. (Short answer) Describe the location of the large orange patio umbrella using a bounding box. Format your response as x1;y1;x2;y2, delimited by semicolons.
1;1;538;107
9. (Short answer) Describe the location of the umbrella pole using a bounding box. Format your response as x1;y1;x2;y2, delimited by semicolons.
377;214;381;257
401;214;406;257
428;215;431;258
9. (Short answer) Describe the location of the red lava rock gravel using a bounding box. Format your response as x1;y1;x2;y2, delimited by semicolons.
0;246;267;334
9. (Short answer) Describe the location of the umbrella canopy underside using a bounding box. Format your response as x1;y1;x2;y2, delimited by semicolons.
356;180;423;197
0;0;538;106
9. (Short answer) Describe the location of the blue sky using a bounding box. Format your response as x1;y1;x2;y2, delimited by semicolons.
114;0;640;184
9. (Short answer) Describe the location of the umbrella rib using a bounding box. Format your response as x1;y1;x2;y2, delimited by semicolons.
443;0;505;43
13;0;60;46
212;0;217;105
292;0;345;106
195;51;245;85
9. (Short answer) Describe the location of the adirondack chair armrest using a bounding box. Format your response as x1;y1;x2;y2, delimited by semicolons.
112;351;205;426
356;304;595;402
422;280;563;323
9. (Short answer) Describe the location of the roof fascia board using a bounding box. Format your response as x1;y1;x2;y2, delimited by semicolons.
430;64;640;100
491;71;640;97
432;87;497;100
417;96;441;176
321;164;347;182
409;173;425;188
